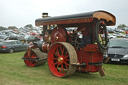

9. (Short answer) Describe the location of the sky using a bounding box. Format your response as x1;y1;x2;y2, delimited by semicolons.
0;0;128;28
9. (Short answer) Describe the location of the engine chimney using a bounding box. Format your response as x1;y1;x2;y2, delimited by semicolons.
42;13;48;18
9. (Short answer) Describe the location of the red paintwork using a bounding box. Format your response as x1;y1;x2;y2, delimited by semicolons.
31;11;116;77
51;26;67;44
24;51;38;67
23;45;39;67
42;42;50;53
50;25;103;73
77;44;103;72
126;31;128;34
48;44;69;77
24;25;104;73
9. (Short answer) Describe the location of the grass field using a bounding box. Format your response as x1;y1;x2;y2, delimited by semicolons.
0;51;128;85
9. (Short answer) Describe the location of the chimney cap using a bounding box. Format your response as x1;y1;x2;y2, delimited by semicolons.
42;12;49;18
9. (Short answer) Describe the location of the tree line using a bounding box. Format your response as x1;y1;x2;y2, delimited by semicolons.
0;24;127;31
0;24;34;31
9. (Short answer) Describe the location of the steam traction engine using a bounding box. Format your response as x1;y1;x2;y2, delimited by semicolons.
22;10;116;77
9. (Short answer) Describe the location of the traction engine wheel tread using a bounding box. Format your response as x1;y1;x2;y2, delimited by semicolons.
32;49;47;66
48;42;77;77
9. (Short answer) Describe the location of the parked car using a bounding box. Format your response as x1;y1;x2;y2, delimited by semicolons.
108;29;115;33
108;34;117;39
0;40;29;53
27;36;40;41
113;32;125;37
115;29;124;33
107;38;128;63
125;29;128;34
0;35;9;42
123;34;128;38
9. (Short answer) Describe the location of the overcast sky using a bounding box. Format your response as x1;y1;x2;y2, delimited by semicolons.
0;0;128;28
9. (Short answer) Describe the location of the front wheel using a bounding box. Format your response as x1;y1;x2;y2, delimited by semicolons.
24;51;38;67
23;49;47;67
48;42;77;77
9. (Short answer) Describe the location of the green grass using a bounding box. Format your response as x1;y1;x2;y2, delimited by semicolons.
0;52;128;85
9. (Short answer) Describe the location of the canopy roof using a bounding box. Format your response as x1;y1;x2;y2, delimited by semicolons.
35;10;116;26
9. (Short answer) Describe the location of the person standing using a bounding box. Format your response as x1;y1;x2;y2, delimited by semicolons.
74;25;91;47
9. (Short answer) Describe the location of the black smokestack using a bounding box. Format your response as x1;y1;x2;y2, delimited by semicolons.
42;13;48;18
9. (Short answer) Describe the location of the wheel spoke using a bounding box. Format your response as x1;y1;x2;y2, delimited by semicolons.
53;58;58;60
57;63;61;69
48;42;77;77
65;51;68;56
62;47;64;54
64;62;69;66
55;52;59;57
54;61;59;65
60;46;65;55
59;46;63;55
65;65;68;71
64;55;69;58
56;48;61;56
60;64;64;73
62;65;65;74
65;58;69;61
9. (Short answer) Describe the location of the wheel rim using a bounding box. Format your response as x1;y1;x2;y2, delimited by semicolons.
48;42;77;77
9;49;14;53
24;51;37;67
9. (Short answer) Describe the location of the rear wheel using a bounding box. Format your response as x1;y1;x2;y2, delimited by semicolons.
48;42;77;77
9;48;14;53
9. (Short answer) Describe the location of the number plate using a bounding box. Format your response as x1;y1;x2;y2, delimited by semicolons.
111;58;120;61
